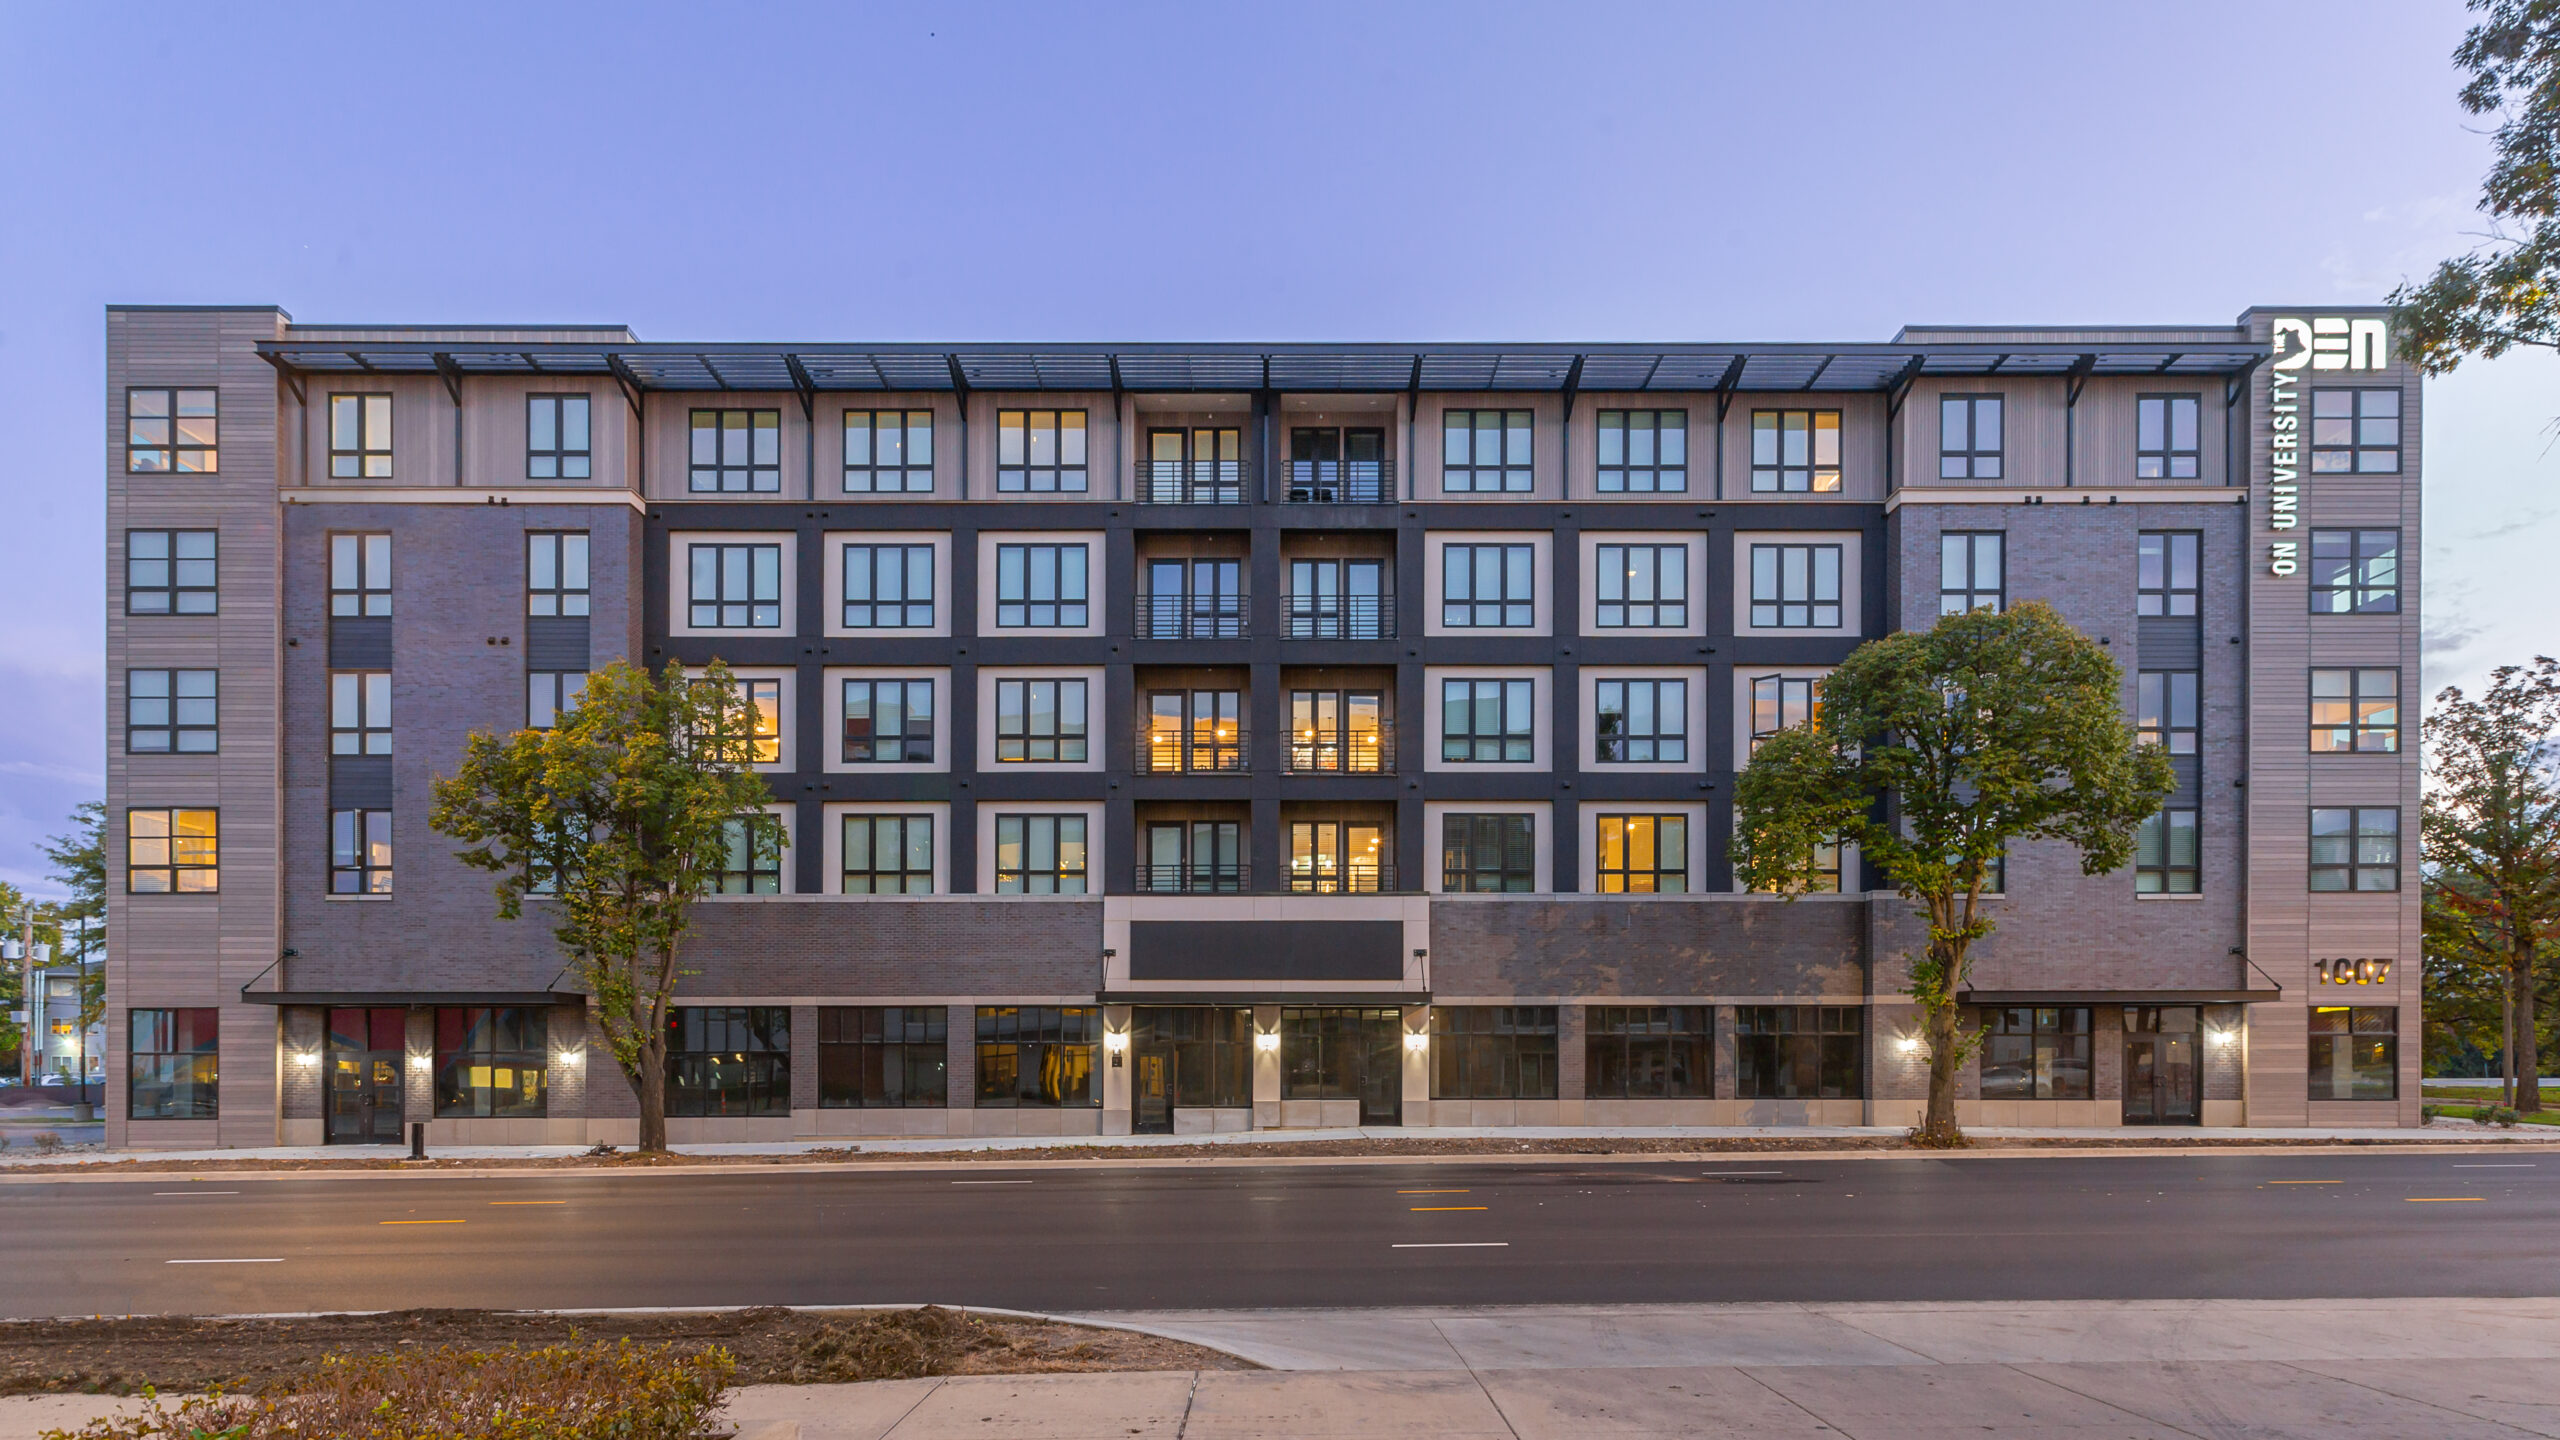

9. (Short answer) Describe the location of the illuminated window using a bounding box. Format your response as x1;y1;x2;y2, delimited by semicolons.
2309;668;2397;753
329;808;392;894
2136;671;2198;754
126;388;218;473
127;808;218;893
2309;808;2397;892
1749;410;1840;492
1595;814;1686;893
434;1007;546;1118
996;410;1088;493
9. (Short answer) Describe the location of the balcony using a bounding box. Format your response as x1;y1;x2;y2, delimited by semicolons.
1284;727;1396;775
1285;859;1397;894
1134;863;1247;894
1136;457;1250;506
1136;726;1250;775
1135;588;1249;640
1280;590;1395;641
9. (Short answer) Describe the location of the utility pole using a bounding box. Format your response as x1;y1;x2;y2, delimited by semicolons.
11;907;28;1089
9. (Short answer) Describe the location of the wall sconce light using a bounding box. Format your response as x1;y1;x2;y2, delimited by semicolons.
407;1052;431;1071
1894;1034;1923;1056
1254;1030;1280;1053
1103;1030;1129;1055
293;1050;320;1069
2209;1027;2240;1048
1404;1031;1430;1054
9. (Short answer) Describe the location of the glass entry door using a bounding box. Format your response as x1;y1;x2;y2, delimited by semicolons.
1132;1047;1173;1134
2122;1007;2200;1125
327;1006;407;1143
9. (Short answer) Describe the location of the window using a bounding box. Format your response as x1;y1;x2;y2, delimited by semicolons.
1144;427;1244;504
2310;807;2399;892
1741;823;1843;894
1939;395;2002;479
1442;813;1536;892
731;678;780;763
844;410;933;493
2310;668;2399;753
716;813;783;894
1980;1006;2092;1100
330;533;392;616
1289;820;1386;894
1141;558;1244;639
1289;426;1389;504
1441;543;1533;627
820;1007;947;1107
1431;1006;1558;1100
434;1007;546;1118
1442;679;1534;762
994;678;1088;762
688;543;781;628
1749;410;1842;493
1145;690;1243;773
2136;671;2199;754
1442;409;1532;492
330;672;392;755
994;814;1088;894
2135;395;2200;479
1585;1006;1709;1099
2311;388;2401;473
1597;410;1687;492
2134;807;2199;894
1748;544;1843;628
975;1006;1097;1107
126;530;217;615
996;410;1090;493
2136;532;2199;616
127;808;217;893
527;533;590;616
842;679;933;763
126;669;216;753
528;671;586;729
127;388;217;473
1596;814;1687;893
841;543;934;629
330;809;393;895
842;813;933;894
2309;530;2399;614
664;1006;788;1117
328;394;393;478
1280;1007;1402;1103
1736;1005;1862;1099
1288;690;1386;773
526;395;591;479
1595;543;1688;627
2309;1006;2398;1100
1939;532;2003;614
1130;1008;1254;1108
1595;679;1685;763
1147;821;1243;893
688;409;780;493
1286;557;1388;639
1749;675;1821;749
127;1008;217;1119
994;543;1089;628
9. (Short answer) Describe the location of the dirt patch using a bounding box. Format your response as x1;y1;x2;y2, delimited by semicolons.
0;1306;1250;1397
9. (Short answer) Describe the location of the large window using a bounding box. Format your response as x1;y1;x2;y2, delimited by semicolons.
994;814;1088;894
1749;675;1821;750
528;671;586;729
1597;410;1687;493
1748;543;1842;628
1939;532;2003;614
844;410;934;493
1736;1006;1861;1099
2134;807;2199;894
1289;820;1385;894
1939;395;2002;479
1144;426;1244;505
434;1007;546;1118
127;1008;217;1119
1286;557;1388;639
820;1006;947;1107
1441;543;1533;627
126;530;217;615
1585;1006;1709;1099
1288;426;1389;504
2135;395;2200;479
1594;678;1686;764
1141;557;1244;639
841;813;932;894
716;813;783;894
688;543;781;629
2310;807;2399;892
1431;1006;1558;1100
2136;532;2199;617
2310;388;2401;473
528;532;590;616
2309;530;2399;614
1749;410;1841;493
1595;544;1687;627
1442;678;1533;762
1288;690;1385;773
330;808;392;895
995;678;1088;762
842;543;934;629
2309;1006;2398;1100
127;808;217;893
994;543;1089;628
1130;1008;1253;1108
329;394;393;478
1442;409;1532;492
526;395;591;479
843;679;933;763
1145;690;1242;773
975;1006;1097;1107
1980;1006;2091;1100
331;671;392;755
1148;820;1243;893
331;533;392;617
1596;814;1686;893
127;387;218;473
1442;813;1535;892
1280;1007;1401;1103
2136;671;2199;754
127;669;216;753
664;1007;789;1118
997;410;1089;493
689;409;780;493
2310;668;2399;753
728;678;780;763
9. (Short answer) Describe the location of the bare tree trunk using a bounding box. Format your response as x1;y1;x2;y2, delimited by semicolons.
2516;944;2543;1114
637;1028;669;1152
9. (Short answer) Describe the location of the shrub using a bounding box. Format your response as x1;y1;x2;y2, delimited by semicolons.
43;1338;732;1440
789;1306;1005;1383
30;1133;62;1155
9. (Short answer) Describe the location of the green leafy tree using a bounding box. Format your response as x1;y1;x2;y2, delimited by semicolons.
429;660;779;1152
1732;602;2175;1147
39;801;107;1041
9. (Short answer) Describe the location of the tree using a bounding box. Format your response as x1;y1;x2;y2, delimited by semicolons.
2389;0;2560;375
1732;602;2175;1147
429;660;779;1152
2422;657;2560;1111
39;801;107;1049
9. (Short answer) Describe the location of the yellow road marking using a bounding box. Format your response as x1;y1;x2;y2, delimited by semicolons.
380;1219;466;1225
489;1201;565;1206
2407;1197;2487;1203
2267;1180;2341;1185
1398;1190;1469;1195
1411;1206;1488;1212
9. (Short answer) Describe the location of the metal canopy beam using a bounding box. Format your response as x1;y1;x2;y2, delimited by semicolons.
431;352;464;406
783;354;817;421
1713;354;1747;421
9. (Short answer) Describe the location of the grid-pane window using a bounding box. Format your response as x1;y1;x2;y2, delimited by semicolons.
688;409;780;493
1442;543;1533;627
2136;671;2199;755
729;678;780;764
1749;675;1821;750
1750;410;1842;492
1280;1007;1401;1102
330;672;392;755
1145;690;1243;773
1940;532;2003;614
1287;690;1386;773
434;1007;546;1118
1597;410;1687;492
688;543;781;628
329;394;393;478
128;1008;218;1119
997;410;1089;493
1595;678;1685;763
331;533;392;616
2310;668;2398;753
1141;557;1244;639
528;671;586;729
820;1007;948;1107
1144;427;1244;505
842;813;933;894
1595;544;1687;627
2309;1006;2398;1100
975;1006;1098;1107
2135;395;2200;479
2137;532;2199;617
1980;1007;2092;1100
995;678;1088;762
841;544;934;628
1585;1006;1710;1099
664;1007;788;1117
527;395;591;479
1431;1006;1558;1100
127;388;218;473
2310;807;2398;892
1939;395;2002;478
1442;813;1536;892
1596;815;1686;893
2311;389;2401;473
1749;544;1842;628
126;530;217;615
995;814;1088;894
1442;409;1532;492
1285;557;1388;639
843;679;933;763
330;808;393;895
1287;821;1384;894
127;808;217;893
2309;530;2398;614
1151;821;1245;893
1441;679;1534;762
994;543;1089;628
527;533;590;616
2134;807;2199;894
1130;1008;1254;1108
844;410;934;493
1737;1006;1862;1099
716;813;783;894
127;669;216;753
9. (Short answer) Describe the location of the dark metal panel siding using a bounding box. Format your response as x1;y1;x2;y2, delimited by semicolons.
2137;616;2201;670
329;616;392;668
328;756;393;810
1128;920;1404;981
1429;898;1869;998
524;616;590;669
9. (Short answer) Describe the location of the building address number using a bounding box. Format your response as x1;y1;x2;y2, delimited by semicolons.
2315;958;2393;986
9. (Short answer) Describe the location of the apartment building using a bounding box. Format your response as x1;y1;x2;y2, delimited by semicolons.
100;308;2421;1146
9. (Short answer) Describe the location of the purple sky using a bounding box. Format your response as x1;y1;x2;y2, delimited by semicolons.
0;1;2549;896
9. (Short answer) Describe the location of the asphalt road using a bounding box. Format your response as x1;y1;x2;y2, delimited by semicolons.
8;1150;2556;1319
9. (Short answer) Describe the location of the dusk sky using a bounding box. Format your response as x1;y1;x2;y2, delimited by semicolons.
0;1;2550;898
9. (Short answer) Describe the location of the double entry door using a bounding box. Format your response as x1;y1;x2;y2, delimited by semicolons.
2122;1007;2200;1125
327;1006;407;1144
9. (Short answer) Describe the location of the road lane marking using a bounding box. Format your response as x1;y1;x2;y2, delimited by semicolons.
950;1180;1033;1185
2454;1164;2535;1168
1410;1205;1487;1211
153;1191;239;1196
489;1201;566;1206
1398;1189;1469;1195
380;1219;466;1225
166;1258;282;1265
1392;1242;1508;1249
1700;1170;1785;1176
2267;1180;2340;1185
2407;1197;2487;1203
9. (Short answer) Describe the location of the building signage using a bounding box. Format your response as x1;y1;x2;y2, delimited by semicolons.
2315;957;2394;986
2263;318;2388;576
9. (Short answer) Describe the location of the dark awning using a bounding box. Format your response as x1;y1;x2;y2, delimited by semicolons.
1960;987;2280;1007
240;989;586;1007
1098;991;1430;1007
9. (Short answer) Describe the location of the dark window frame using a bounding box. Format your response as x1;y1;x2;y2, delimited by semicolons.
2308;1005;2399;1100
1979;1006;2093;1100
527;532;591;617
329;807;393;895
1595;813;1687;893
841;542;935;629
2310;807;2399;892
996;409;1090;493
994;678;1089;763
126;668;217;754
842;678;934;764
2136;531;2200;617
1595;542;1689;628
819;1006;948;1107
2310;388;2401;474
1736;1005;1863;1099
664;1006;789;1118
1594;677;1687;764
1748;674;1821;750
731;677;781;764
1584;1005;1710;1099
527;670;586;729
1287;818;1386;894
1748;542;1843;628
1143;425;1245;505
328;393;393;479
1441;542;1535;628
687;408;782;493
686;542;782;629
1441;408;1534;493
126;387;219;474
330;532;392;617
1148;820;1245;893
125;529;218;616
330;671;392;756
526;394;592;479
2134;394;2201;480
2135;807;2199;894
1145;688;1243;773
1430;1006;1559;1100
2310;667;2399;753
841;812;934;894
2309;529;2399;615
433;1006;547;1118
1938;394;2003;479
2136;670;2199;755
126;807;218;894
1939;531;2004;614
843;409;935;494
716;812;784;894
994;812;1089;894
1287;688;1387;773
1441;678;1534;763
1597;409;1689;493
1748;409;1842;493
994;542;1090;628
974;1005;1098;1107
127;1007;218;1119
1441;812;1537;892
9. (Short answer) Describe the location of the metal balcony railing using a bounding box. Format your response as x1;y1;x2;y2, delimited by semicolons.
1280;591;1395;641
1134;863;1248;894
1134;728;1251;775
1284;860;1398;894
1284;729;1396;775
1284;457;1395;504
1134;589;1249;640
1136;459;1250;505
